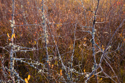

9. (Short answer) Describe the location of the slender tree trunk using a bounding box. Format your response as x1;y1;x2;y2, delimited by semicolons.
92;0;100;83
42;0;50;81
10;0;15;82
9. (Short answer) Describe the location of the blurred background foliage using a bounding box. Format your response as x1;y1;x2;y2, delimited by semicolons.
0;0;125;83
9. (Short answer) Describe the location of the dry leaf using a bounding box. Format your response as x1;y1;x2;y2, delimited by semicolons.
84;69;85;73
11;33;15;39
60;69;62;76
25;78;28;83
124;38;125;42
7;33;10;38
27;75;30;80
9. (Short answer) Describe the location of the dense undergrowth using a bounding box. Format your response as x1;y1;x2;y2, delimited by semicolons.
0;0;125;83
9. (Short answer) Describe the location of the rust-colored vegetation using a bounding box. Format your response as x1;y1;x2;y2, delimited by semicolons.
0;0;125;83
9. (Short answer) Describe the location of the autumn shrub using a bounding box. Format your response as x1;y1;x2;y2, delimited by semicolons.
0;0;125;83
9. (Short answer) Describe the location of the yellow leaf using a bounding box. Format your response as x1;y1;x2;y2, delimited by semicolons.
84;41;86;44
54;61;58;65
84;69;85;73
7;33;10;38
69;44;73;49
101;18;104;21
84;37;87;40
51;64;54;68
102;45;104;51
27;75;30;80
83;41;87;46
119;33;123;37
56;23;62;28
60;69;62;76
91;75;94;77
25;78;28;83
9;39;11;41
33;41;36;45
56;24;60;27
11;33;15;39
